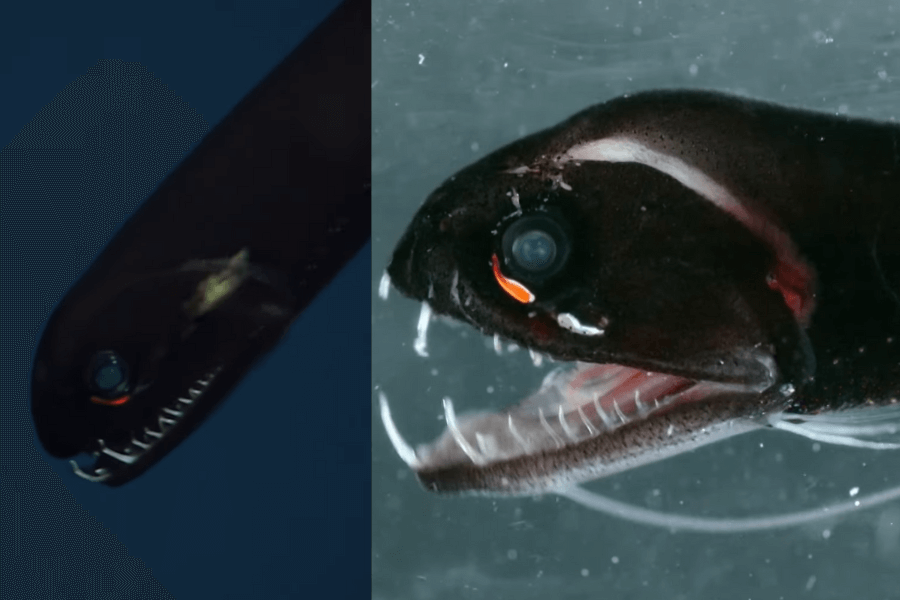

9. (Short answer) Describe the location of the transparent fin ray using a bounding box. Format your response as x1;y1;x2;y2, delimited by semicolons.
556;483;900;533
770;405;900;450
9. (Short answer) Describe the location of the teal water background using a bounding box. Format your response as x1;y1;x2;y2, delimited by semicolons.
372;1;900;598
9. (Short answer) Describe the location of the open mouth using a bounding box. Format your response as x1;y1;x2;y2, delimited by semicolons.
379;289;777;497
70;365;223;483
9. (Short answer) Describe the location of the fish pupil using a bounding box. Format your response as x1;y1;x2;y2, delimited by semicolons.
512;230;557;272
501;213;571;283
95;363;123;389
87;350;129;395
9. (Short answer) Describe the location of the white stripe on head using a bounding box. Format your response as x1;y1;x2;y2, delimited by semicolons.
566;138;746;221
563;137;814;323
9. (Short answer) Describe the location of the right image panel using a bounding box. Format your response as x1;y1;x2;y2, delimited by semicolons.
372;1;900;598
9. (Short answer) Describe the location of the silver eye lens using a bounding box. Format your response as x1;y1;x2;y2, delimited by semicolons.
511;229;557;273
87;350;130;396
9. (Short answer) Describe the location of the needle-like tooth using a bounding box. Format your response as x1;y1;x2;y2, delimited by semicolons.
101;445;140;464
529;349;543;367
443;397;487;465
378;271;391;300
558;404;579;441
414;302;432;357
634;389;649;417
612;399;628;423
494;334;503;356
450;270;461;308
196;368;220;388
144;427;163;439
576;404;598;436
507;414;531;452
592;396;615;428
177;397;193;405
538;407;564;449
158;416;177;427
378;392;420;468
131;437;151;450
188;387;202;399
163;407;183;417
70;462;111;482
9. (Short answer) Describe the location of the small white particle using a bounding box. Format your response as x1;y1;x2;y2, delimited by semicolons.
849;486;860;497
689;63;699;76
418;53;425;65
580;568;589;577
611;556;619;564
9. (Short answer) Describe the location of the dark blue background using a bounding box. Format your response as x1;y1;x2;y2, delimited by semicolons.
0;1;370;598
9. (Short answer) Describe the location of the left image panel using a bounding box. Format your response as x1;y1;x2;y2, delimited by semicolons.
1;0;371;597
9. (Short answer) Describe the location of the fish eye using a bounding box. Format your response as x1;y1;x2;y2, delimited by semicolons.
512;229;557;271
86;350;131;398
501;214;571;282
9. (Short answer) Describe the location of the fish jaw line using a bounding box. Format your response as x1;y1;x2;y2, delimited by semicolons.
381;341;780;496
69;364;223;483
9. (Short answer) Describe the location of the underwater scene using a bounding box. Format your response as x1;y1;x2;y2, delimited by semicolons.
373;0;900;598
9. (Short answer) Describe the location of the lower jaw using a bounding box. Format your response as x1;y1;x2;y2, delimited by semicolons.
382;360;776;496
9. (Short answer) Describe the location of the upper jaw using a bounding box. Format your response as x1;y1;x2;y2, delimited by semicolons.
68;363;224;484
381;281;785;496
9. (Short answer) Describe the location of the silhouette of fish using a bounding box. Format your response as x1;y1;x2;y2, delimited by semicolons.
382;90;900;502
31;0;370;485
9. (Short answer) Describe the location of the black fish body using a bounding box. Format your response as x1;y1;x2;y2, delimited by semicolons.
31;0;370;485
386;90;900;495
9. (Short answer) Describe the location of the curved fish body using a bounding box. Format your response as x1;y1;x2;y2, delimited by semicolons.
386;90;900;496
30;0;370;485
